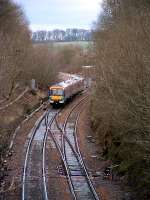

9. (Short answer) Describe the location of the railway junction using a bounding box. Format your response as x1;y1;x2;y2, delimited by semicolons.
0;74;123;200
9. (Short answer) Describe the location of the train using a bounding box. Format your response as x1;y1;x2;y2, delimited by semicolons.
49;75;84;105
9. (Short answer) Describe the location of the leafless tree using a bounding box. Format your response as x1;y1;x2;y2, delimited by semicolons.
92;1;150;198
0;0;32;99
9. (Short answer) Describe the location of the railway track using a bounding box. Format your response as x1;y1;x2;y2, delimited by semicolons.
21;93;100;200
22;109;58;200
49;96;100;200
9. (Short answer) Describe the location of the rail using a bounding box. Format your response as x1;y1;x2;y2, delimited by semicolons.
49;95;100;200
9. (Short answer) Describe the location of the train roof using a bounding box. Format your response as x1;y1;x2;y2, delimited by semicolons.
50;75;84;89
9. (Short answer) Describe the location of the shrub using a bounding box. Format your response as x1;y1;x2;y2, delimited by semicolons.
91;0;150;198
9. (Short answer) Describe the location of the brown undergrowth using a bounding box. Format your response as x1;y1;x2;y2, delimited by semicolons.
91;1;150;199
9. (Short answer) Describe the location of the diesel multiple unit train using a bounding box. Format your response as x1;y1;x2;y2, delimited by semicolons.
49;75;84;105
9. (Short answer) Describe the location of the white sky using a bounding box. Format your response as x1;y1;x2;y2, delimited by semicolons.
13;0;103;31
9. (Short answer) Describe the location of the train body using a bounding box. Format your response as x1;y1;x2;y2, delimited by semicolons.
49;75;84;105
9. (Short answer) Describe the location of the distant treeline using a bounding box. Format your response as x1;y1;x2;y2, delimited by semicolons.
32;29;92;42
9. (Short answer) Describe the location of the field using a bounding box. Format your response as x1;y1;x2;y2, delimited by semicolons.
52;41;91;48
33;41;92;49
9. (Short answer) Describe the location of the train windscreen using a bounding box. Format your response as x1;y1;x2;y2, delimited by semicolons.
51;89;64;96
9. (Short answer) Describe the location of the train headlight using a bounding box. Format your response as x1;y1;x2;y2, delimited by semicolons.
59;96;64;103
49;96;54;103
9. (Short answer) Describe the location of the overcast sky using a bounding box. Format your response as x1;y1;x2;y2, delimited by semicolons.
13;0;102;31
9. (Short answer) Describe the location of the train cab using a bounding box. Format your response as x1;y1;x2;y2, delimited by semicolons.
49;74;84;106
49;86;65;104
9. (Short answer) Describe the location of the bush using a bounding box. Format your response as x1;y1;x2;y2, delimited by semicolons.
91;0;150;199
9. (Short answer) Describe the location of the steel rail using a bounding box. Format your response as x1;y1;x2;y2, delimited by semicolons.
21;93;87;200
42;111;56;200
55;97;94;199
22;109;54;200
60;96;100;200
62;96;88;156
48;94;100;200
55;118;81;159
54;94;88;157
74;110;100;200
54;98;90;169
9;102;46;150
48;113;77;200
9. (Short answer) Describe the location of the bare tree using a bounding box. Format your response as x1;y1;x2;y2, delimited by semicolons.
29;45;57;88
92;1;150;199
0;0;32;99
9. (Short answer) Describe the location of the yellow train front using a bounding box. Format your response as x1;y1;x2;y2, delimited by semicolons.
49;86;65;104
49;75;84;106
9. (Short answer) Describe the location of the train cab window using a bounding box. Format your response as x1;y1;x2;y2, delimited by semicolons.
51;89;64;96
48;90;51;96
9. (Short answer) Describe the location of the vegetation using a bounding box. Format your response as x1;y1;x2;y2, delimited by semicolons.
91;0;150;199
0;0;90;159
0;0;57;176
55;44;89;73
0;0;31;99
0;0;60;99
29;45;57;87
34;42;91;74
48;41;91;49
